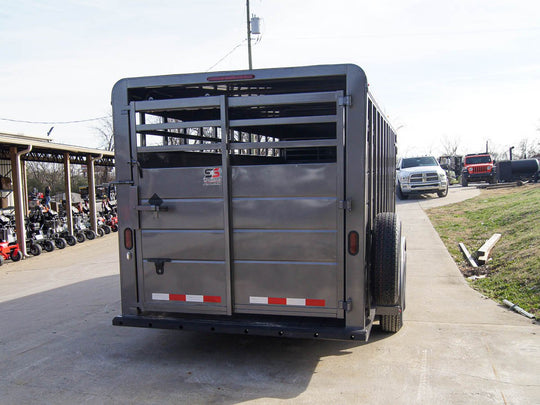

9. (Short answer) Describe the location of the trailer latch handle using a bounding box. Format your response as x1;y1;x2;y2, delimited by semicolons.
147;258;171;275
136;193;168;217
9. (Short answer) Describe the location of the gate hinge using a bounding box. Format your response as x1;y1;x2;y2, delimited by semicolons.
340;298;353;312
338;95;352;107
338;200;352;212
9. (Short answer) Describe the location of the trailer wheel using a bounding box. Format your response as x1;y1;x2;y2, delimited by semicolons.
29;243;42;256
381;314;403;333
372;212;405;309
10;250;23;262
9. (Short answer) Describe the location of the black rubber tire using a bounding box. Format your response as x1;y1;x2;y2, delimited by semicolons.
55;237;67;249
381;314;403;333
103;225;111;235
43;240;55;252
76;232;86;243
65;235;77;246
461;175;468;187
97;227;105;237
372;212;402;307
10;250;23;262
111;224;118;232
85;230;97;240
0;256;4;266
437;182;448;198
397;183;409;200
29;243;42;256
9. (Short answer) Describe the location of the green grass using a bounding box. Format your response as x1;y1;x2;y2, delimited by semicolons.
426;184;540;318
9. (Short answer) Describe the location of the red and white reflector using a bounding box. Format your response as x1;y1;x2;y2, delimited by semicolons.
249;296;325;307
152;293;221;303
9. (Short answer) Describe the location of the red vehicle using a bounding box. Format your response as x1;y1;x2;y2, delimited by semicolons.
0;241;23;265
461;153;496;186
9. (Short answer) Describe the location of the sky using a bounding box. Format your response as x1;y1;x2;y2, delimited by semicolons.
1;0;539;158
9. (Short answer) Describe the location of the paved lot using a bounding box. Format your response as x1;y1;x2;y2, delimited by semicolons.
0;186;538;404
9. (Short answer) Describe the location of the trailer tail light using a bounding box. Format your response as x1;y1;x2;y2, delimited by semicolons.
124;228;133;250
207;74;255;82
348;231;359;255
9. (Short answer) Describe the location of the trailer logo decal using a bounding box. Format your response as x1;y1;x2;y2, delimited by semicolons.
249;296;325;307
203;167;222;186
152;293;221;303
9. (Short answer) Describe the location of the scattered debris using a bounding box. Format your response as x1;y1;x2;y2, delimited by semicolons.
477;233;502;264
467;275;486;281
459;242;478;268
503;299;536;320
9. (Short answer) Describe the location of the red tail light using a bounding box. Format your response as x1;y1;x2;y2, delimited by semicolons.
124;228;133;250
348;231;359;255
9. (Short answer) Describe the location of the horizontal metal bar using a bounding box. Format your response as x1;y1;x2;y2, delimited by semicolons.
230;139;337;150
134;96;223;112
137;129;221;143
137;144;221;152
137;120;222;132
230;115;337;127
228;91;338;108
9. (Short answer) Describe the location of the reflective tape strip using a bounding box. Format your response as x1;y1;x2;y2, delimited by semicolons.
152;293;221;303
249;296;325;307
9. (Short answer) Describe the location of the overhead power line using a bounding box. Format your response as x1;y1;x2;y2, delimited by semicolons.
0;116;109;125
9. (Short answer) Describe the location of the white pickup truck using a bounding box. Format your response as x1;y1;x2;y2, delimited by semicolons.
396;156;448;200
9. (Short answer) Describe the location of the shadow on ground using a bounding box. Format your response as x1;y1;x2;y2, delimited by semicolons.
0;275;394;404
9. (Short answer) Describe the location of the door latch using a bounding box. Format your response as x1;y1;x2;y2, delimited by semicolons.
147;258;171;275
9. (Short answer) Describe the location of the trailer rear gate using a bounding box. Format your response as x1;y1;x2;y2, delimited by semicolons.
112;65;399;340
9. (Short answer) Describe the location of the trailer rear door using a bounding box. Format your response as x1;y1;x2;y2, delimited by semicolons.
130;90;346;318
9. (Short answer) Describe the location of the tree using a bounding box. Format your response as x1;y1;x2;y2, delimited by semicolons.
440;135;460;156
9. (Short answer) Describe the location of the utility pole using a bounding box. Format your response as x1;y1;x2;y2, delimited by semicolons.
246;0;253;70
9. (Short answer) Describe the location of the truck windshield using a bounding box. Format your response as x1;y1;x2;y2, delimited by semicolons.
465;156;491;164
401;156;437;169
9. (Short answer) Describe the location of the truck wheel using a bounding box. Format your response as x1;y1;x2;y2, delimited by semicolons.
461;175;468;187
397;183;408;200
372;212;403;307
437;182;448;198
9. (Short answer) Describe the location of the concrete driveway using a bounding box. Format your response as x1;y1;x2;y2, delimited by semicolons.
0;186;538;404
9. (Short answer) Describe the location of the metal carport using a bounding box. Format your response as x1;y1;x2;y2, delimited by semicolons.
0;133;114;257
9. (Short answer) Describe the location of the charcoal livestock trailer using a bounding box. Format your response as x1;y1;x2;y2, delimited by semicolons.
111;64;405;341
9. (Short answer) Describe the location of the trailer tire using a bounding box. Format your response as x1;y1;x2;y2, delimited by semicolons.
372;212;403;307
381;314;403;333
